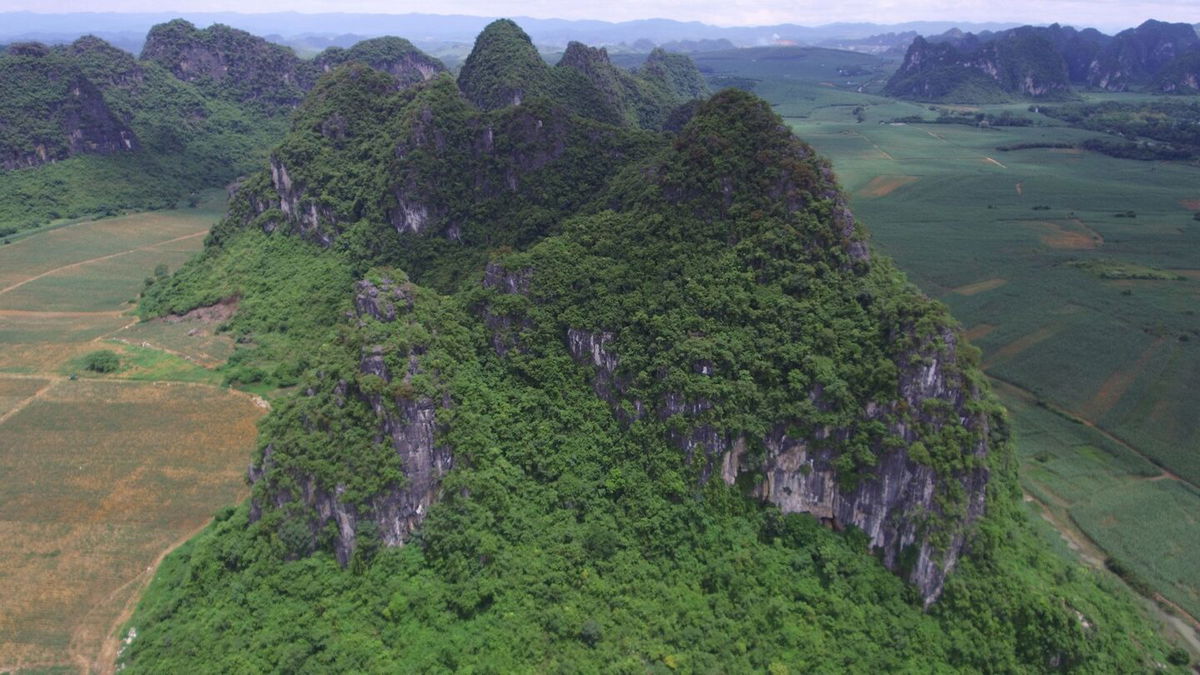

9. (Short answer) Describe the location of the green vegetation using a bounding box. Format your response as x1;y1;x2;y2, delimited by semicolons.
312;36;446;89
884;31;1076;103
1067;258;1186;280
81;349;120;373
1040;100;1200;160
458;20;706;129
117;22;1186;665
0;35;288;235
140;19;316;108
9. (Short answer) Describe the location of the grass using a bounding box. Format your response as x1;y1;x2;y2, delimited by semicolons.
786;96;1200;488
0;203;264;672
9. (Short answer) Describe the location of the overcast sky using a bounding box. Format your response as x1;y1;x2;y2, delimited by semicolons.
3;0;1195;31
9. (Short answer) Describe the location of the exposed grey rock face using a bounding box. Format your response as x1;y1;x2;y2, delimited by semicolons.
0;58;140;171
480;262;534;357
559;317;989;605
313;38;447;90
249;276;451;565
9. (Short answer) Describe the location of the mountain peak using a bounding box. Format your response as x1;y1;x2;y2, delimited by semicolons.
457;18;548;110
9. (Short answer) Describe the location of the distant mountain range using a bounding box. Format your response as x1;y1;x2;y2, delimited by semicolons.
886;20;1200;101
0;12;1021;54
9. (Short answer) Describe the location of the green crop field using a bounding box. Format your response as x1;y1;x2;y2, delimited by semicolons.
0;201;263;673
696;48;1200;649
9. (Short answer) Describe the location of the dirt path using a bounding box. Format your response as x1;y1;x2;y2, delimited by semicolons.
0;309;125;319
0;378;57;426
1015;182;1023;196
0;230;207;297
984;323;1063;369
81;519;220;674
1079;338;1165;422
852;131;895;160
984;156;1008;169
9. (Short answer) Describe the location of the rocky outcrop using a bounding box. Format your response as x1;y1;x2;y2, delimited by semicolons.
0;49;139;170
141;19;317;107
1087;20;1199;91
557;316;990;605
886;32;1073;102
249;276;451;565
888;21;1200;101
314;37;446;90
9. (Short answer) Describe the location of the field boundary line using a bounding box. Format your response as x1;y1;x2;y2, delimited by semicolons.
87;514;238;673
989;374;1196;491
0;378;57;426
0;230;208;297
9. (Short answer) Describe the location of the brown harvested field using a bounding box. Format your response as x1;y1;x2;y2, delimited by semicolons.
0;377;50;417
1173;269;1200;280
1078;338;1166;422
857;175;918;198
0;204;263;674
985;323;1064;369
1180;199;1200;211
963;323;997;342
953;278;1007;296
1034;219;1103;250
0;379;262;672
0;342;108;375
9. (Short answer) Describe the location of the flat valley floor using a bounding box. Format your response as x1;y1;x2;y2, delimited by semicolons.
0;201;264;673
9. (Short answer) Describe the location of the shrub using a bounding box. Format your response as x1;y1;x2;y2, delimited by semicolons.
82;349;120;373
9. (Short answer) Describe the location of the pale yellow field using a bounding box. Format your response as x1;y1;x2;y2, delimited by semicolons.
0;206;264;674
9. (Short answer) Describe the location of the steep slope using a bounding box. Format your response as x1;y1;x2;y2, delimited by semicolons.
456;18;550;111
1088;19;1200;91
120;23;1185;673
887;20;1200;101
140;19;318;108
313;36;447;89
0;42;138;169
885;30;1074;102
0;26;449;236
458;19;706;129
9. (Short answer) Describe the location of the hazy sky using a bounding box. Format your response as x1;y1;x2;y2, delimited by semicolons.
3;0;1196;31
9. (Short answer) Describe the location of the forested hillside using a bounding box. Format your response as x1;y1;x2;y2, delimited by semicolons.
117;19;1184;673
886;19;1200;102
0;20;447;237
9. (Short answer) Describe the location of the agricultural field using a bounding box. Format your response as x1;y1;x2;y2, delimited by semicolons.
692;46;1200;653
0;196;264;673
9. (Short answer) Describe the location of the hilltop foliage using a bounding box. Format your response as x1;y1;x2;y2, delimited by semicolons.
458;19;707;129
140;19;317;109
121;20;1186;671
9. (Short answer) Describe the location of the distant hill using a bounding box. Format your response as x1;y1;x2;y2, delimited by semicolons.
0;22;448;233
0;12;1021;51
886;20;1200;102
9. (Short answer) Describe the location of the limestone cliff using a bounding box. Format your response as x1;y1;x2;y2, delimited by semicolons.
0;45;139;170
248;275;452;564
140;19;318;107
313;37;446;90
